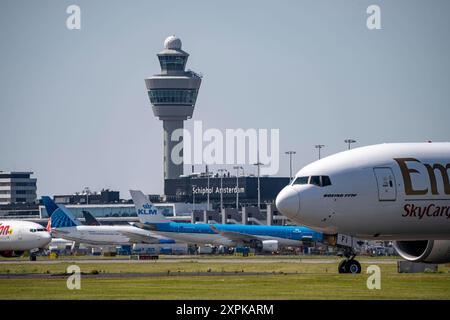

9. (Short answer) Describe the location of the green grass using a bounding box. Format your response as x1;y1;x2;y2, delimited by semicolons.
0;262;343;275
0;259;399;275
0;257;449;299
1;273;449;300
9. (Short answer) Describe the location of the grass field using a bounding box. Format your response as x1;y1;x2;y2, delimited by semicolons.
0;256;449;299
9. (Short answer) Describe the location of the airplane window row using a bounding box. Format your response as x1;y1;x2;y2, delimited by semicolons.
30;228;46;232
292;175;332;187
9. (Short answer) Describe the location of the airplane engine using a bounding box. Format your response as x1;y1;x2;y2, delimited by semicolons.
393;240;450;263
0;250;25;258
261;240;279;252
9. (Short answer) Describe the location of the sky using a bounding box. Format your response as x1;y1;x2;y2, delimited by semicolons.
0;0;449;198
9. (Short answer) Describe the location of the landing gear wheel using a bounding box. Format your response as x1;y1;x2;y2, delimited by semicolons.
29;255;37;261
338;245;361;274
346;260;361;274
338;259;361;273
338;260;348;273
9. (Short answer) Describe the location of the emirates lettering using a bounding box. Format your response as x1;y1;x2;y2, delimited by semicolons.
394;158;450;196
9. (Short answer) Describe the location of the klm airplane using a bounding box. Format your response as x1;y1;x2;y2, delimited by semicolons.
130;190;322;252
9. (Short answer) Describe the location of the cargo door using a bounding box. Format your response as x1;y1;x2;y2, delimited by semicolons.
373;167;397;201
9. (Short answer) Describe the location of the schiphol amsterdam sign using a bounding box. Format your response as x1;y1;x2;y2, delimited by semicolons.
192;186;245;196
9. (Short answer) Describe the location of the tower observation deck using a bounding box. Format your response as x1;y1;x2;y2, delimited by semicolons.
145;36;202;180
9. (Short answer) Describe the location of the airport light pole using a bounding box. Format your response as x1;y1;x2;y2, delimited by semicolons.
83;187;91;205
315;145;325;160
253;161;263;209
233;166;243;210
285;151;296;182
344;139;357;150
192;185;196;214
217;169;228;211
206;172;212;211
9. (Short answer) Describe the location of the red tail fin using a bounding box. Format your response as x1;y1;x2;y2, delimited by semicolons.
46;219;51;232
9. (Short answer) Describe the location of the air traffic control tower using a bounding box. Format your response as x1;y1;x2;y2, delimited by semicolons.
145;36;202;180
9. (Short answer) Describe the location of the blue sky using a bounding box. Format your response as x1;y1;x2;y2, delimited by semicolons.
1;0;449;197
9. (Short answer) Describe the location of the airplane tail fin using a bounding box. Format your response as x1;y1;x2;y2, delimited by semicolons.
130;190;169;224
82;210;101;226
42;196;58;217
45;218;52;232
42;196;81;228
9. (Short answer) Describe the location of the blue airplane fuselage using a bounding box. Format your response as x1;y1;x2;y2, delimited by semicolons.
146;222;323;247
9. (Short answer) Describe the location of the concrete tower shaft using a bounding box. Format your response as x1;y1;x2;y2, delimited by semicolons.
163;120;184;179
145;36;202;179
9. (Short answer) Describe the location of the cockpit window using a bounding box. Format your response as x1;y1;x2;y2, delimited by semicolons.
310;176;321;186
292;176;309;185
322;176;332;187
292;175;332;187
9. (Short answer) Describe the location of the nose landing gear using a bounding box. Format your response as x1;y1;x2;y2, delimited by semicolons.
338;248;362;274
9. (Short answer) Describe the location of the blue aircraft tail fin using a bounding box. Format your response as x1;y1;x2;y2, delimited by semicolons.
42;196;58;217
42;196;81;228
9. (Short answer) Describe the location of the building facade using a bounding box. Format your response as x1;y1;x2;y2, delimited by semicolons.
164;174;290;209
0;171;37;204
53;189;120;205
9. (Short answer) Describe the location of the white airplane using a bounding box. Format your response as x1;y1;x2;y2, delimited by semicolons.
48;237;75;252
42;196;176;246
276;142;450;273
0;220;51;258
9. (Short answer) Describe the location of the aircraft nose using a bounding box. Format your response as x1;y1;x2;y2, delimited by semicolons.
276;186;300;218
39;232;51;247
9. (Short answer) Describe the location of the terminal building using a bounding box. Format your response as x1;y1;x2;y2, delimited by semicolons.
164;172;291;225
53;189;120;205
164;173;289;209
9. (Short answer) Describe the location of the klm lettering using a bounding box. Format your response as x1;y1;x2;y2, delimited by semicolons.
394;158;450;195
138;207;158;215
